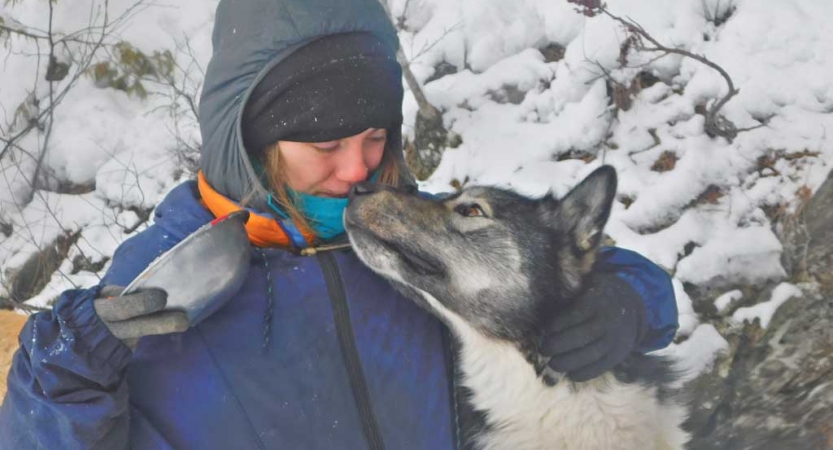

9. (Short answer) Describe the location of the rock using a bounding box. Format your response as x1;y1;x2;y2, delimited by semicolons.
804;169;833;291
5;232;78;304
686;284;833;449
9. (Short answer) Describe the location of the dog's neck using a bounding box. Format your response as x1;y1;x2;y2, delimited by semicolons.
414;288;690;450
412;287;560;388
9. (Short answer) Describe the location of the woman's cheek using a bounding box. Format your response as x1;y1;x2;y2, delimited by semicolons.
365;144;385;170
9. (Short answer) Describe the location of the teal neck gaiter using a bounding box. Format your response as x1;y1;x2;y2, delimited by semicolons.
291;191;349;241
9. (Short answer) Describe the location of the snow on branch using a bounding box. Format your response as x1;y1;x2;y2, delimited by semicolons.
569;1;764;143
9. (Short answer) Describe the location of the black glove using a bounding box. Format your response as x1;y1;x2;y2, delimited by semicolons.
93;285;189;349
541;272;647;382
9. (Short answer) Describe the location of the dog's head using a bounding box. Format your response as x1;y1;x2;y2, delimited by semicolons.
344;166;617;344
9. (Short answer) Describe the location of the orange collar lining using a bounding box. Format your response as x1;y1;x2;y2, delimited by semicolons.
197;171;316;248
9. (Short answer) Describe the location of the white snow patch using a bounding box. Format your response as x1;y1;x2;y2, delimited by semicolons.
657;323;729;387
714;290;743;313
672;278;699;338
732;283;803;329
676;225;785;287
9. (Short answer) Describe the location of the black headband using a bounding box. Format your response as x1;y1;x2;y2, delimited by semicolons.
242;32;404;153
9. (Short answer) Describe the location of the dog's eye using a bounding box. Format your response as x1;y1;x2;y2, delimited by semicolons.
455;203;486;218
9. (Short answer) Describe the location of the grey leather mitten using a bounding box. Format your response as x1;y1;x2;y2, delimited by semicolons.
93;285;189;349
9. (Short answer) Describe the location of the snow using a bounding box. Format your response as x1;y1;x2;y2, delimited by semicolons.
656;323;729;387
672;278;699;338
2;0;832;383
732;282;803;329
714;289;743;313
675;223;786;286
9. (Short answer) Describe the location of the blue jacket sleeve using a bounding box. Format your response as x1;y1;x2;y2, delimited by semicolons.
596;247;679;352
0;286;133;450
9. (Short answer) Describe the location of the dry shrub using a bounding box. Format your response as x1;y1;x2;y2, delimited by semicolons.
696;185;725;205
651;151;678;172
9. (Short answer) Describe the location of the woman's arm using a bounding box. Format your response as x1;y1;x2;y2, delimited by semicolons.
595;246;679;352
0;203;201;450
0;286;133;450
542;246;679;381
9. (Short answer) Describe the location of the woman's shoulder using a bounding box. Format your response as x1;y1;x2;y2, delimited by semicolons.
153;180;216;231
101;180;215;286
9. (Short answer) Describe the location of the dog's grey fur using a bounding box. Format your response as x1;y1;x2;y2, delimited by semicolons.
345;166;689;450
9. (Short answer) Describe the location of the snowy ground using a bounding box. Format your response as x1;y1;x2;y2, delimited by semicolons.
1;0;832;382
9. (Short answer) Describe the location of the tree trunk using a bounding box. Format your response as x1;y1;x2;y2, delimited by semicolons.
377;0;448;180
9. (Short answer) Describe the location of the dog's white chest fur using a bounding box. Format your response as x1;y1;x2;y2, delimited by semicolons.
422;293;688;450
456;334;688;450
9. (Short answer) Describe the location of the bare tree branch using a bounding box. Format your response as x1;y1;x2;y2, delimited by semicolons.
0;0;149;164
27;0;57;197
0;1;163;308
599;6;749;142
377;0;441;121
409;24;462;63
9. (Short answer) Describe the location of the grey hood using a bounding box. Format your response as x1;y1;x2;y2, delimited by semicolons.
199;0;415;211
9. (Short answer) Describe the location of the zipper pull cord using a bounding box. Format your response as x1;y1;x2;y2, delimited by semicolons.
300;242;352;256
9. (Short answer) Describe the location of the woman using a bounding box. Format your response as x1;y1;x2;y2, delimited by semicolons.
0;0;678;448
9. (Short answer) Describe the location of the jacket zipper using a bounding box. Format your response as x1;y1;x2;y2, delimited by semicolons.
317;252;386;450
442;327;462;450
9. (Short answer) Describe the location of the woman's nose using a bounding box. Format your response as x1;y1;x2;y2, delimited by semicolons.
335;141;369;182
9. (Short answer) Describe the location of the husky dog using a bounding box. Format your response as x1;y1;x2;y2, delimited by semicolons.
344;166;689;450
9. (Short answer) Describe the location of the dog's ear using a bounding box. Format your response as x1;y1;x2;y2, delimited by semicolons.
542;166;617;266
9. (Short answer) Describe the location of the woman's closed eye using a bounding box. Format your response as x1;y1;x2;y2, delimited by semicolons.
312;141;340;152
367;131;387;143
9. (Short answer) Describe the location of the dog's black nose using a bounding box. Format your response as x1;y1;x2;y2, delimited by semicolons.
349;182;375;198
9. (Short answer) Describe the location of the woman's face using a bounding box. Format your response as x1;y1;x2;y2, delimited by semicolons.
277;128;387;197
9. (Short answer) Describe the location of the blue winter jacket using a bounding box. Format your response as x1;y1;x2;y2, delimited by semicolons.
0;181;678;450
